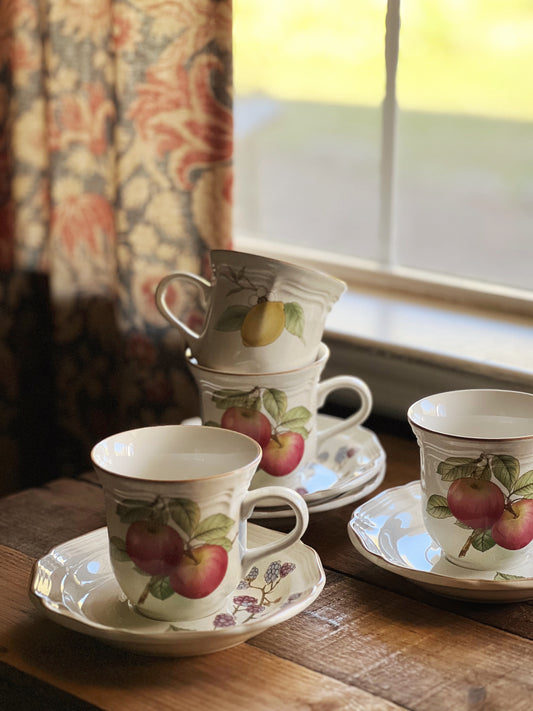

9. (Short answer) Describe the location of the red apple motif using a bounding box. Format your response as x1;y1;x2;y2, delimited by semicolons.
220;406;271;448
126;521;184;576
491;499;533;550
447;478;505;529
169;544;228;599
260;431;305;477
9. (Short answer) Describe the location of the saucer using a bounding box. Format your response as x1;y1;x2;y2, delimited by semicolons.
250;414;386;504
30;524;325;656
348;481;533;602
250;460;386;519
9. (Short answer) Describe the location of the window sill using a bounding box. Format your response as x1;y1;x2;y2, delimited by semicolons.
324;287;533;420
235;236;533;422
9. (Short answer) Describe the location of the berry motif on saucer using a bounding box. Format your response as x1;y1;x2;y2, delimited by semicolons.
317;443;360;470
214;266;305;347
294;445;360;495
207;386;312;477
180;559;300;630
426;453;533;559
110;496;235;603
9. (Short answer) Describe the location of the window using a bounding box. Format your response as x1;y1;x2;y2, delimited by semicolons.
233;0;533;301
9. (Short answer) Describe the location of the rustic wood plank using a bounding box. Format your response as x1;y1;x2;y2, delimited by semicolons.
250;571;533;710
0;546;404;711
0;478;106;558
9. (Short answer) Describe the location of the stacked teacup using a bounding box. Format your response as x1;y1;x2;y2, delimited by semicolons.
156;250;373;502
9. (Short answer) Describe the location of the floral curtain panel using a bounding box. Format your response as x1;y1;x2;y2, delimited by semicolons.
0;0;233;494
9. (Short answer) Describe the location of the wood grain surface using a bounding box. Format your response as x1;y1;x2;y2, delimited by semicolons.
1;430;533;710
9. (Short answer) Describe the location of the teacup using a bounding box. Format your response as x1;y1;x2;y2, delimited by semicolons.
155;249;346;373
186;343;372;486
91;425;309;621
408;389;533;571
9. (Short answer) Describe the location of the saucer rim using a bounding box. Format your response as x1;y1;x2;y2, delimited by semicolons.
29;524;326;655
250;463;386;519
347;481;533;599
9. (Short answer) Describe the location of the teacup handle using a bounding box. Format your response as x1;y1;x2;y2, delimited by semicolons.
155;272;211;343
316;375;373;446
240;487;309;571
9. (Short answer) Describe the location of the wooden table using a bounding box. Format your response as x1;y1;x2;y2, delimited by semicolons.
1;428;533;710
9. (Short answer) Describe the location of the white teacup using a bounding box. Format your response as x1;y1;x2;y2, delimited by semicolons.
408;389;533;571
91;425;309;621
186;343;372;485
155;249;346;373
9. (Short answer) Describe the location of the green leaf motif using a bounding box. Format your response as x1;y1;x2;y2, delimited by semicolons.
194;514;235;542
494;572;526;581
437;457;480;481
212;388;258;411
511;470;533;498
204;536;233;552
471;529;496;553
215;305;250;332
115;502;155;524
263;388;287;422
491;454;520;491
279;406;312;430
454;520;472;530
169;498;200;537
109;536;131;562
283;302;305;340
289;426;310;439
426;494;452;519
149;577;174;601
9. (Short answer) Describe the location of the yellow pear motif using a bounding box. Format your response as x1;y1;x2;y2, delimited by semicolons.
241;301;285;347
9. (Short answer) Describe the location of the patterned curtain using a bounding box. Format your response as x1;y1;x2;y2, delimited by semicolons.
0;0;233;495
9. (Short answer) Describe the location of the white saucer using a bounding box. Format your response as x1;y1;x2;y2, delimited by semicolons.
251;461;386;519
348;481;533;603
30;524;325;656
251;414;386;504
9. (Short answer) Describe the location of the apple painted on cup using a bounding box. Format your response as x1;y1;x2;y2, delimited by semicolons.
491;498;533;550
220;406;272;449
426;452;533;559
209;386;311;477
125;520;184;576
110;496;235;604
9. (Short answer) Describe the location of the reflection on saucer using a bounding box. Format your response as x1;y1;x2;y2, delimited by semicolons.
348;481;533;603
251;464;386;519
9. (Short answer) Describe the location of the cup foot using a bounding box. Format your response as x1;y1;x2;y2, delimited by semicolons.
130;595;230;624
443;550;528;573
